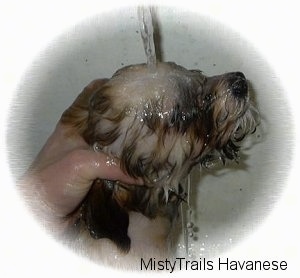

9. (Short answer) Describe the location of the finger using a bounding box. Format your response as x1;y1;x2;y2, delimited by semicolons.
32;149;144;217
68;149;144;185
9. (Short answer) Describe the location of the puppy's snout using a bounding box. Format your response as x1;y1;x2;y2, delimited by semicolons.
234;71;246;79
229;72;248;98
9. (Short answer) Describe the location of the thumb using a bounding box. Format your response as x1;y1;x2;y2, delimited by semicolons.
61;149;143;212
70;149;143;185
29;149;143;217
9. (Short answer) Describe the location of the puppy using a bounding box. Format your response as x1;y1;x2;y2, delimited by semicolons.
60;62;259;264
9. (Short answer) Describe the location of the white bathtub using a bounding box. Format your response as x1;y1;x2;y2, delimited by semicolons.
1;1;299;276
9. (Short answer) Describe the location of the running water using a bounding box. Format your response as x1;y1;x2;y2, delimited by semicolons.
137;7;194;257
181;173;194;257
137;6;157;70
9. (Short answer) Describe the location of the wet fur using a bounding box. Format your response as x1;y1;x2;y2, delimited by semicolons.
60;62;259;254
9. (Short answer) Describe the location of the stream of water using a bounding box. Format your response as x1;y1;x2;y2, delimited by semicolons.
137;7;157;70
137;7;193;257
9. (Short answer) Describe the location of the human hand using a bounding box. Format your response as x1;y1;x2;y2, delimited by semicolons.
20;80;143;231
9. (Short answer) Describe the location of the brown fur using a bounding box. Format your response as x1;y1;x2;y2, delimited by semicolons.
60;62;259;252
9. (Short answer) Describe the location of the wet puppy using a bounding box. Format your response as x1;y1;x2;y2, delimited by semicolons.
60;62;259;263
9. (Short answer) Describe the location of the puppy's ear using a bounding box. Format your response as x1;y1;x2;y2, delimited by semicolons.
82;180;131;253
60;79;109;136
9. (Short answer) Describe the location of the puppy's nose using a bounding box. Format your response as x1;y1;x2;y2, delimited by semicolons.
230;72;248;98
234;71;246;79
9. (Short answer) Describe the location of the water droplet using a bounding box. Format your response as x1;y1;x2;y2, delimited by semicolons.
106;156;117;167
177;243;185;249
93;142;102;152
187;222;194;228
204;160;215;169
105;180;114;190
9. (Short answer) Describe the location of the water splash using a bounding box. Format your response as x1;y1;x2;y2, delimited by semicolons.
137;6;157;70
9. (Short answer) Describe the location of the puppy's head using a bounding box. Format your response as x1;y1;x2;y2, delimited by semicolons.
61;62;259;252
201;71;257;143
63;62;259;192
